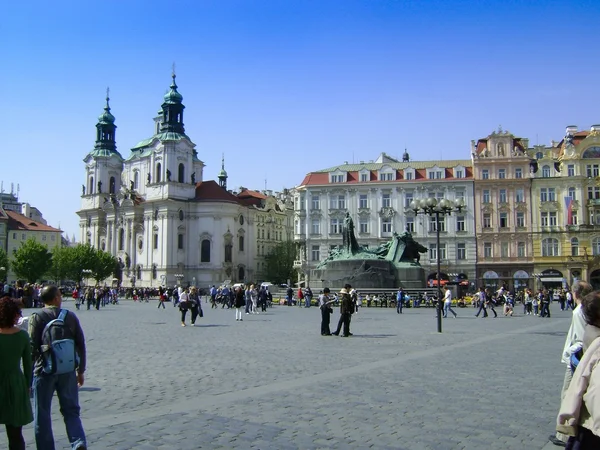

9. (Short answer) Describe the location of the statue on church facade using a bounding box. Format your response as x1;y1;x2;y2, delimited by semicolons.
191;172;196;184
97;181;102;193
147;173;151;184
130;180;134;190
166;169;171;182
81;185;85;196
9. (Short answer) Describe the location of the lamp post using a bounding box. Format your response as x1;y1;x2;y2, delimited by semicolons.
411;197;465;333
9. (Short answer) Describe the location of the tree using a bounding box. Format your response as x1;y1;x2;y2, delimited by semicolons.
12;239;53;283
47;246;71;283
92;250;118;284
0;248;10;281
67;244;98;283
263;240;297;284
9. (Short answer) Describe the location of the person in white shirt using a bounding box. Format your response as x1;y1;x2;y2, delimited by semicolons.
549;280;593;446
443;287;457;318
179;288;190;327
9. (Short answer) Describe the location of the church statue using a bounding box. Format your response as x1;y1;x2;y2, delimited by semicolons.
81;185;85;196
147;173;151;184
130;180;134;190
97;181;102;193
166;169;171;182
397;230;427;263
342;212;360;255
125;254;131;269
191;172;196;184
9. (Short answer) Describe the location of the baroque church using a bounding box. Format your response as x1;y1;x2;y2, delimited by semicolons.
78;75;292;288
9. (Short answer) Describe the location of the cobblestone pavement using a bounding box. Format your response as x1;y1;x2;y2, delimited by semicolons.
21;300;573;449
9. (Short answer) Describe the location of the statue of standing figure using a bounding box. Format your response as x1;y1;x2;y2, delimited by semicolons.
342;212;360;255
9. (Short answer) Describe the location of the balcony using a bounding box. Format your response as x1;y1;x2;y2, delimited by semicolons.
588;198;600;206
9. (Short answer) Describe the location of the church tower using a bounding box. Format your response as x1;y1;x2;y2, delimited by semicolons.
218;154;228;190
160;73;185;134
79;90;124;245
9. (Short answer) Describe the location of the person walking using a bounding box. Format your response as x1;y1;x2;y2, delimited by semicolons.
485;288;498;318
0;297;33;450
29;285;87;450
244;285;252;315
540;289;552;318
443;286;457;318
474;287;488;318
234;286;245;321
250;285;259;314
305;287;313;308
179;288;190;327
396;287;404;314
332;285;354;337
319;288;335;335
189;287;201;326
157;286;166;309
286;286;293;306
549;281;593;447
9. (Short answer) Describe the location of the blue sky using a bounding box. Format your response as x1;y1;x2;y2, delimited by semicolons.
2;0;600;239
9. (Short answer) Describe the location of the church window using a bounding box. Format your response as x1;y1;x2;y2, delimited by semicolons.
133;171;139;189
178;163;185;183
156;163;162;183
224;243;232;262
109;177;116;194
152;264;157;279
118;228;125;251
178;234;184;250
153;234;159;250
89;176;94;194
239;236;244;251
238;266;245;281
179;210;184;221
201;239;211;262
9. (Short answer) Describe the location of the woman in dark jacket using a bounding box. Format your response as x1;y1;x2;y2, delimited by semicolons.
189;287;202;326
234;286;245;321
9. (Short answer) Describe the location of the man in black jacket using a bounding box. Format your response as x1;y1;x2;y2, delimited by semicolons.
332;284;354;337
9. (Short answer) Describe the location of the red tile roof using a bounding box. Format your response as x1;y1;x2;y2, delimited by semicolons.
237;189;267;200
6;210;61;232
194;180;241;204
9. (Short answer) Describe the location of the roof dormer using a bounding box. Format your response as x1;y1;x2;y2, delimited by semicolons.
358;168;371;182
329;169;346;184
427;165;444;180
403;166;415;181
378;165;396;181
453;165;466;179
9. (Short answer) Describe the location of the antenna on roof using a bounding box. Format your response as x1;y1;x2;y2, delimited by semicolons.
265;178;267;191
17;184;19;200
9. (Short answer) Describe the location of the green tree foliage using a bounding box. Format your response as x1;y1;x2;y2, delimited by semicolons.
92;249;118;283
47;246;70;282
0;248;10;281
12;238;53;283
49;244;117;284
263;240;297;284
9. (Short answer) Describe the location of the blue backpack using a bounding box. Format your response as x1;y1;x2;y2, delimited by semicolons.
41;309;79;375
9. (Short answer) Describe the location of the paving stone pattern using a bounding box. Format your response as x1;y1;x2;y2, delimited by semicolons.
21;300;572;449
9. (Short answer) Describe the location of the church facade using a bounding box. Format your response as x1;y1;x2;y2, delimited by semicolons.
77;76;292;288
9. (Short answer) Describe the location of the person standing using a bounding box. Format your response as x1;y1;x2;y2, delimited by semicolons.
0;297;33;450
250;285;259;314
234;286;245;321
396;287;404;314
157;286;166;309
305;287;313;308
319;288;334;335
540;289;552;318
474;287;487;317
485;288;498;318
443;286;457;318
29;285;87;450
549;281;593;447
333;285;354;337
286;286;293;306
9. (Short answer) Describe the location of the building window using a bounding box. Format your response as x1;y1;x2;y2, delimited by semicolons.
427;170;443;179
568;165;575;177
568;187;576;201
224;243;232;263
515;168;522;179
542;165;551;178
359;219;368;234
133;171;139;189
587;164;600;178
455;169;464;178
571;237;579;256
482;169;489;180
405;171;413;180
483;242;492;258
499;189;507;203
542;238;559;256
588;187;600;199
572;211;579;225
541;212;548;227
311;195;320;210
406;217;414;233
548;188;556;202
498;169;506;179
404;192;413;208
429;217;445;232
119;228;125;251
549;211;557;226
360;172;369;182
456;216;465;232
177;233;184;249
382;219;392;233
379;172;394;181
331;174;344;183
499;212;508;228
238;236;244;251
501;242;509;258
516;189;524;203
457;243;466;260
153;233;159;250
12;233;16;239
109;176;116;194
483;190;490;203
517;242;526;257
516;212;525;228
429;244;446;260
359;194;368;209
483;214;491;228
42;234;46;241
311;245;320;261
156;163;162;183
330;219;342;234
382;193;391;208
178;163;185;183
593;238;600;255
311;220;320;235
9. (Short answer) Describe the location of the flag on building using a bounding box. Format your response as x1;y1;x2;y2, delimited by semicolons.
565;196;574;225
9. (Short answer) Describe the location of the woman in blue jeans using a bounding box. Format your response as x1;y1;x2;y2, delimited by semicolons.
443;287;457;318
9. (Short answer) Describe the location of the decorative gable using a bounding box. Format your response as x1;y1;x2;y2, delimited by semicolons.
329;169;346;184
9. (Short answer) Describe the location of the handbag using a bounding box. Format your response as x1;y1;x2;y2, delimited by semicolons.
199;308;204;318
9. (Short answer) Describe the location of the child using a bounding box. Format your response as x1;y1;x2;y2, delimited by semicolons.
532;295;539;316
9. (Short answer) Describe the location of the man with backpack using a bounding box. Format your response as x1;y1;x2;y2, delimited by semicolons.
28;285;87;450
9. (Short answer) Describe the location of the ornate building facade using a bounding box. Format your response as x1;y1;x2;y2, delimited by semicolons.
471;128;533;289
77;76;292;287
293;152;477;286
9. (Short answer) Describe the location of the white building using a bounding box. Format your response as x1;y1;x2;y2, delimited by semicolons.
293;152;477;285
77;76;292;287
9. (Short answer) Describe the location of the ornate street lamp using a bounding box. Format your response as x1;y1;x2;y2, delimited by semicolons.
410;197;465;333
